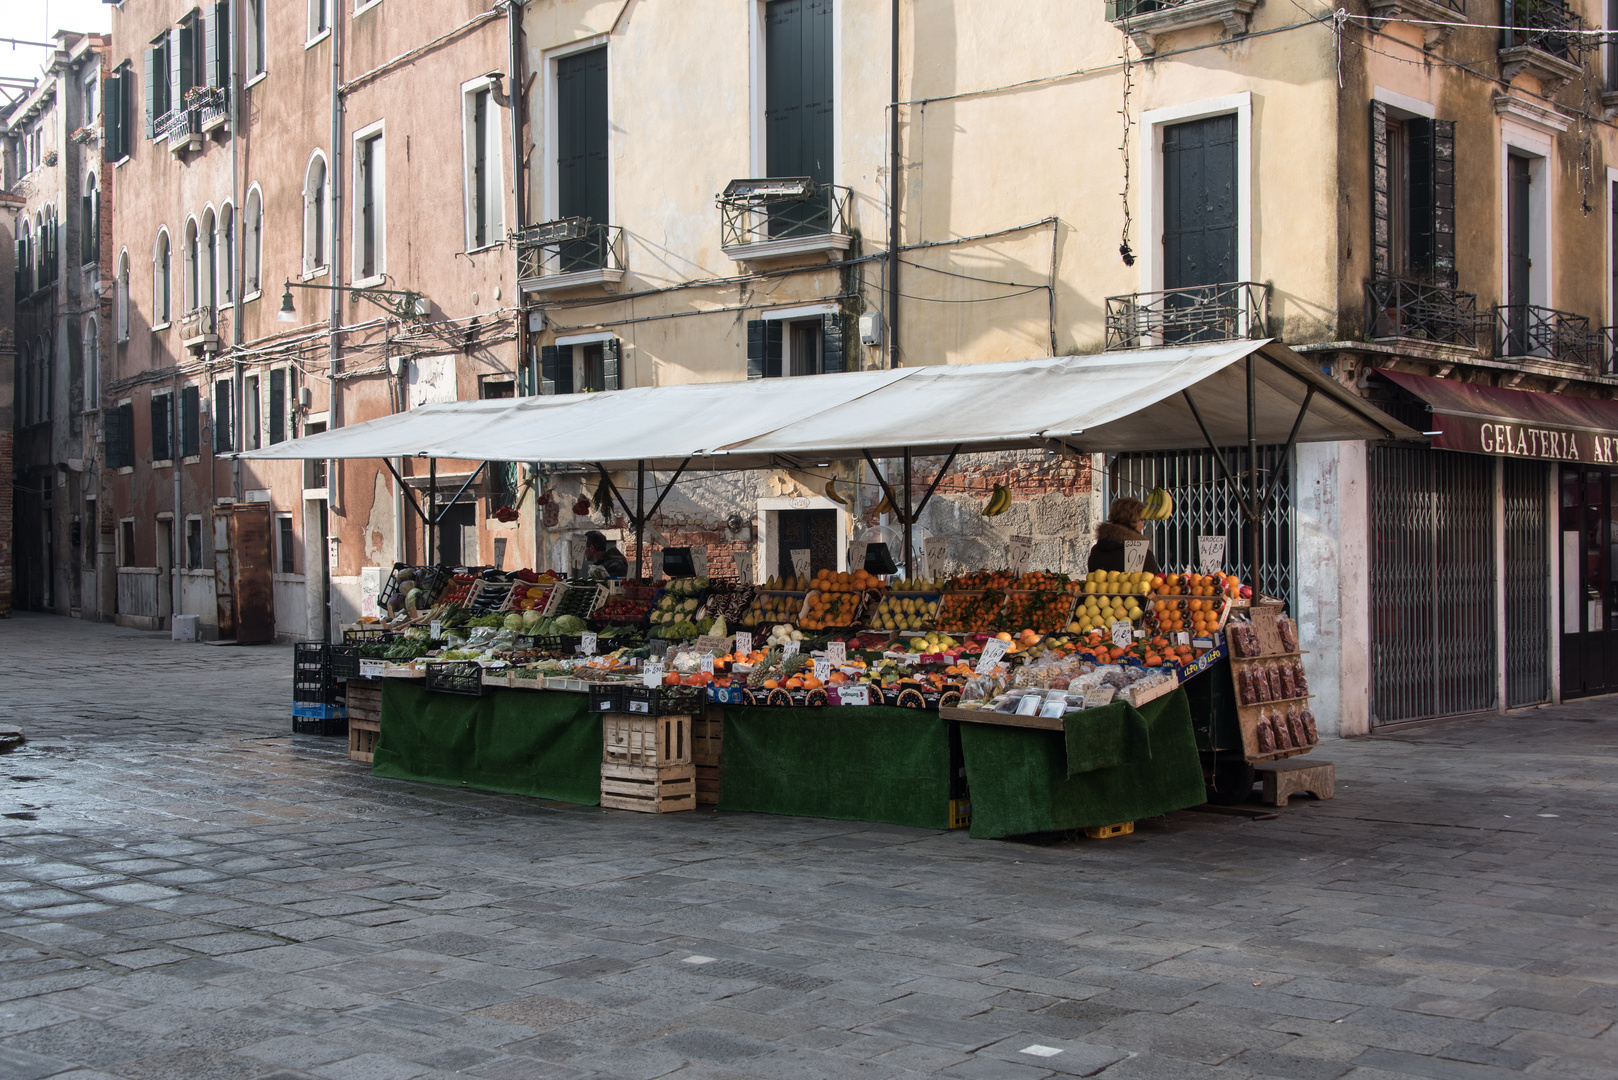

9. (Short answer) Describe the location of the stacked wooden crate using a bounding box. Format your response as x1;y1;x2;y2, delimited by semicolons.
692;712;721;806
600;712;695;813
345;680;382;763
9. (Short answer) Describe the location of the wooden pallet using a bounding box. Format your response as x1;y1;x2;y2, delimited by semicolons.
603;713;692;766
348;718;380;763
600;761;696;813
692;715;722;806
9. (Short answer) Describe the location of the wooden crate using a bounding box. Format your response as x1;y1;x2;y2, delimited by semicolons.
603;713;692;766
348;718;381;763
692;715;722;806
600;761;696;813
345;679;382;724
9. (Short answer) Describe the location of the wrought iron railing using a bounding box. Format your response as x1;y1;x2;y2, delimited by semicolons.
1365;276;1483;348
514;219;625;281
718;183;851;249
1599;326;1618;376
187;86;229;128
1104;281;1270;350
1501;0;1588;60
1495;304;1601;367
157;107;201;143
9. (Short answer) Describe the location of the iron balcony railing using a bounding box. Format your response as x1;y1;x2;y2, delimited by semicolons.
514;219;625;281
1365;276;1484;348
718;181;851;249
1502;0;1587;60
157;107;201;143
1599;326;1618;376
1104;281;1270;350
1495;304;1601;368
187;85;229;128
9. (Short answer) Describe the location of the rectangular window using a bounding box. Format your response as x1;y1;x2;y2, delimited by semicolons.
247;0;267;77
304;421;328;489
171;18;197;114
356;129;384;280
120;519;136;567
203;2;230;89
748;314;844;378
1162;115;1238;292
186;517;204;570
268;368;286;444
103;63;129;161
309;0;330;41
278;515;296;574
764;0;834;235
213;378;232;452
105;402;135;468
244;374;261;450
81;192;96;266
143;36;170;139
464;84;504;249
1371;103;1456;286
555;47;608;271
151;391;173;461
180;385;200;458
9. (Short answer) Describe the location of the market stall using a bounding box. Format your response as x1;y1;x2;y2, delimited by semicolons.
246;340;1418;836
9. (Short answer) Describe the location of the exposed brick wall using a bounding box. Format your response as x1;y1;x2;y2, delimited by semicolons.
623;522;754;582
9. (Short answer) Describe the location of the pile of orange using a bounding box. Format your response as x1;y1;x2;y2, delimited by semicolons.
812;568;882;593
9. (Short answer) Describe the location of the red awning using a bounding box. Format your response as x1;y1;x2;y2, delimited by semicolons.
1379;369;1618;463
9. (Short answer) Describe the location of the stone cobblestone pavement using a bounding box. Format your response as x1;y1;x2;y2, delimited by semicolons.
0;612;1615;1080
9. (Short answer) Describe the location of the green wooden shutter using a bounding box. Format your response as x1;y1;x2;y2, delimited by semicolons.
601;338;621;391
103;69;123;161
820;312;846;374
175;24;194;102
152;394;172;460
143;47;157;137
181;385;200;458
213;381;232;452
541;344;571;394
556;47;609;270
81;195;94;265
746;320;783;379
765;0;833;183
518;347;536;396
1370;101;1390;279
204;3;228;88
268;369;285;443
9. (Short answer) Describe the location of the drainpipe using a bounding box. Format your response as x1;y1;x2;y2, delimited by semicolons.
230;0;243;499
886;0;900;369
326;0;344;641
172;374;182;624
506;0;529;563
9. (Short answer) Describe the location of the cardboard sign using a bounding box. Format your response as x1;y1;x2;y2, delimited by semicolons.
580;632;598;656
1008;536;1033;577
813;658;831;682
429;619;442;640
736;556;753;586
790;548;812;580
1198;535;1227;575
359;658;387;679
848;541;868;576
735;631;753;656
1084;686;1117;707
1124;541;1148;574
1175;631;1191;647
692;546;709;576
826;641;847;664
840;684;870;706
1111;620;1134;650
923;536;947;580
699;655;715;674
642;662;665;688
782;640;800;659
694;634;731;655
976;638;1009;674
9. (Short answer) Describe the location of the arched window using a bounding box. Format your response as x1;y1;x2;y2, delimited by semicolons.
84;317;99;412
218;203;235;304
116;249;130;341
183;217;200;314
153;228;172;326
303;153;328;275
201;208;218;321
82;172;100;268
18;218;33;295
244;186;263;296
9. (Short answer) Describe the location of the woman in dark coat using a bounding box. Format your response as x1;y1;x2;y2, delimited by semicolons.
1087;496;1161;575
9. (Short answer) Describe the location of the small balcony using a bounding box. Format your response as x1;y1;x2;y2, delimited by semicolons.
182;306;220;354
515;219;626;296
158;108;202;153
1365;276;1483;350
1365;0;1467;48
1111;0;1259;55
1495;304;1601;369
1598;326;1618;376
187;86;230;133
1104;281;1270;351
718;179;852;266
1499;0;1587;93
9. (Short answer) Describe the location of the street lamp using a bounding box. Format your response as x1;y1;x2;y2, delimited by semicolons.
276;278;430;324
277;285;298;322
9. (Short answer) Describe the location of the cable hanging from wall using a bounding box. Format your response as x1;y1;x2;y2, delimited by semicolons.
1118;41;1136;267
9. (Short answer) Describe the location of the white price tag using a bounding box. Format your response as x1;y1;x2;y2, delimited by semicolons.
642;663;664;688
790;548;812;580
848;541;869;575
700;655;715;674
826;641;847;664
429;619;442;640
735;631;753;655
737;556;753;586
782;640;800;660
1198;535;1227;575
1175;631;1190;647
1124;541;1149;574
839;684;870;706
1111;620;1133;650
1008;536;1033;577
975;638;1010;675
580;632;598;656
359;658;387;679
922;535;947;580
692;547;708;576
813;658;831;682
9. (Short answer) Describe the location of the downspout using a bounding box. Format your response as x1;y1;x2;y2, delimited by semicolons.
172;374;182;624
886;0;900;369
507;0;530;565
230;0;243;499
326;1;344;640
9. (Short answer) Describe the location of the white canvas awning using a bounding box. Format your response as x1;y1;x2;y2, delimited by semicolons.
237;339;1417;469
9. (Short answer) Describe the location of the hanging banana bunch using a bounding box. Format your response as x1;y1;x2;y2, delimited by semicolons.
981;484;1010;517
1141;487;1175;521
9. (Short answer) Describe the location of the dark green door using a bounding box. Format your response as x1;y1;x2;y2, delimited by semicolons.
765;0;833;236
557;47;609;271
1161;114;1238;342
1507;154;1532;353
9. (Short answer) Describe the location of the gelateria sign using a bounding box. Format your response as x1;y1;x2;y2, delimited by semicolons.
1379;369;1618;462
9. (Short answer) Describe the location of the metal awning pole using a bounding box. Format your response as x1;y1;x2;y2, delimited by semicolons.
428;457;436;565
1246;355;1260;590
903;447;913;578
635;460;646;580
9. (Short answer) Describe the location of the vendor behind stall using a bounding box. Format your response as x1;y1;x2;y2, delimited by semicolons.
584;530;629;578
1088;497;1161;575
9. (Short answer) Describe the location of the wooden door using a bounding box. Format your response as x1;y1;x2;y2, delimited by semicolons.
232;502;275;644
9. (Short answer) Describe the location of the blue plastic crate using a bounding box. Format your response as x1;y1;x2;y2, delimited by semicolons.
292;702;347;736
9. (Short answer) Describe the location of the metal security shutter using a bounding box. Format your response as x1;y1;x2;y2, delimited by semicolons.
746;319;783;379
1504;459;1550;706
181;385;200;458
1113;446;1295;608
1369;446;1497;724
1162;114;1238;291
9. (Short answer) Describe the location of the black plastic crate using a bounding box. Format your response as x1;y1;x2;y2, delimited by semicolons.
425;661;485;696
327;644;361;679
293;643;346;705
342;628;398;646
587;684;626;713
621;684;706;717
516;634;582;656
293;702;348;736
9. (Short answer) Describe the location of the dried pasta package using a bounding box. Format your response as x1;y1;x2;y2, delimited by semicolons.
1299;706;1318;744
1249;666;1270;703
1255;710;1275;753
1277;615;1298;653
1287;705;1309;748
1292;661;1309;696
1270;713;1292;750
1266;662;1286;700
1277;662;1297;699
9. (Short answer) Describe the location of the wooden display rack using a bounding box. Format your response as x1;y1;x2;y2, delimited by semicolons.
1227;605;1315;762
